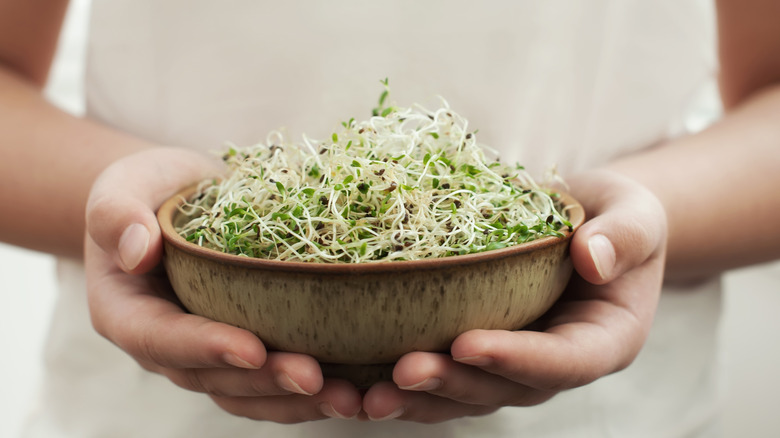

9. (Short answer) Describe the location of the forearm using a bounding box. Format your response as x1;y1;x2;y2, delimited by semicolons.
0;66;154;257
606;84;780;281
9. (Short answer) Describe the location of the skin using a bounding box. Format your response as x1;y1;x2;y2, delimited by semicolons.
2;0;780;425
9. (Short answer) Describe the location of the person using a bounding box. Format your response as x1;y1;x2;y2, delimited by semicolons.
1;0;779;436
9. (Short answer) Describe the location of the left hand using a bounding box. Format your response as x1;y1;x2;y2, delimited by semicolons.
360;169;667;422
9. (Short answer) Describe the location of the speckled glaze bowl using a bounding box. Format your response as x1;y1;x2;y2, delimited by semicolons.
158;186;585;386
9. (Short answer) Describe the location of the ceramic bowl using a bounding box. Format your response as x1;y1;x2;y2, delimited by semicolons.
157;185;585;386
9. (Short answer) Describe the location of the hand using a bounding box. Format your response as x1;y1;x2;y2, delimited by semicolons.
361;169;668;423
84;147;362;422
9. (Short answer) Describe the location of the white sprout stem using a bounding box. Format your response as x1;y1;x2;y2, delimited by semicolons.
176;87;570;263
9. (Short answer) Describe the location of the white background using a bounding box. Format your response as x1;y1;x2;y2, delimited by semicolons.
1;1;779;436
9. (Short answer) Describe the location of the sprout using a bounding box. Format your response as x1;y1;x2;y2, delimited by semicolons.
177;83;570;263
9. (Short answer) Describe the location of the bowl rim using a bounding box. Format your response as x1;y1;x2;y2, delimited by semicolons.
157;184;585;274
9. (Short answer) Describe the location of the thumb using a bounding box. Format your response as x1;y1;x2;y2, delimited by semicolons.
567;171;667;285
86;147;221;274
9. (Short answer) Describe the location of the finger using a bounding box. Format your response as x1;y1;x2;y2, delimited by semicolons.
450;246;665;390
567;170;667;285
86;236;266;370
450;313;643;392
161;352;324;397
391;352;556;407
85;147;221;273
362;381;498;424
212;379;362;423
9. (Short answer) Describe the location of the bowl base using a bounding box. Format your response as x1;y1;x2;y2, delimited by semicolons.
320;362;395;388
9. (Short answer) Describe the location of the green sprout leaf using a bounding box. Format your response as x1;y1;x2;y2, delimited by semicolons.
176;79;570;264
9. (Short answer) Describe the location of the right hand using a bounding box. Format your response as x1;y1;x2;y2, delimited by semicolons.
84;147;362;422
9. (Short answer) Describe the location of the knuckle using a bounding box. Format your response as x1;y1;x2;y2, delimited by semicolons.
110;320;169;368
88;309;110;339
541;369;597;392
210;396;318;423
273;413;315;425
168;369;209;394
246;373;277;397
437;384;475;404
508;390;557;407
473;405;501;417
134;324;165;364
85;194;115;229
210;396;265;420
135;359;160;373
617;218;654;255
626;202;667;251
85;194;126;252
612;351;639;375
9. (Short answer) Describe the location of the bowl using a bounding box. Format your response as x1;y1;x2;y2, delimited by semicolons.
157;185;585;386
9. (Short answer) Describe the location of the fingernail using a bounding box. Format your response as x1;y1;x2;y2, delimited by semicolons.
118;223;150;271
369;406;405;421
399;377;442;392
453;355;493;367
319;402;356;420
223;352;261;370
276;373;313;396
588;234;616;280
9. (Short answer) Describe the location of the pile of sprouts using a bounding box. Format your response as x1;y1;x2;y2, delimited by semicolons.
177;80;572;263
